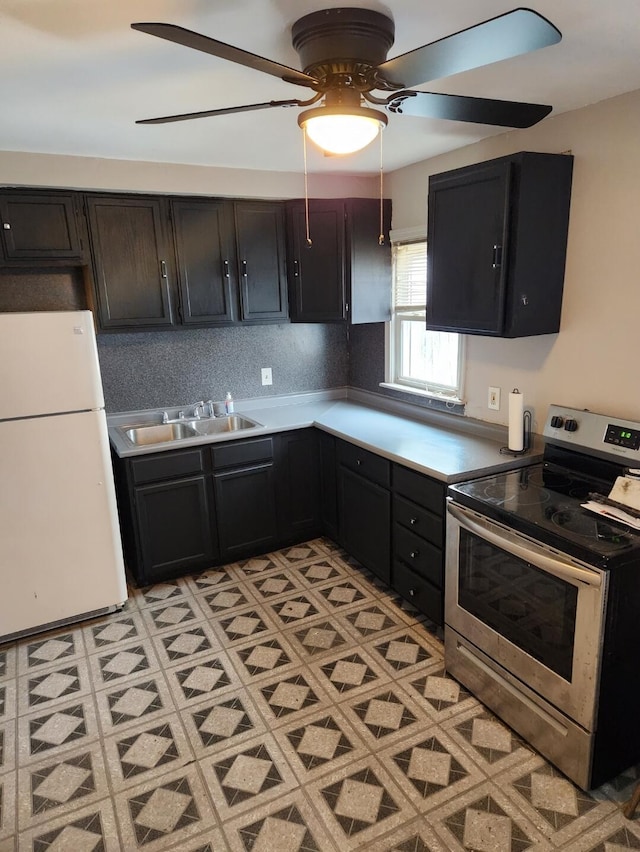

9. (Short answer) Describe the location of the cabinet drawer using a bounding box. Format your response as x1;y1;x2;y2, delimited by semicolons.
337;440;390;488
393;465;444;516
394;525;443;588
394;495;443;548
131;449;205;485
393;559;443;626
212;436;273;470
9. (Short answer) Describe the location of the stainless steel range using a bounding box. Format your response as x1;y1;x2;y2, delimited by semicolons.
445;405;640;790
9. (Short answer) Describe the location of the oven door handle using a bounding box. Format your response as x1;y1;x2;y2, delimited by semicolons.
447;502;602;589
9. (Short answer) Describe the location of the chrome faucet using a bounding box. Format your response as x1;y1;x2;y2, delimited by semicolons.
191;401;205;419
204;400;215;418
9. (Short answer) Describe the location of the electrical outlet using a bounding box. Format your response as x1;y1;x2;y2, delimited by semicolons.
488;386;501;410
261;367;273;386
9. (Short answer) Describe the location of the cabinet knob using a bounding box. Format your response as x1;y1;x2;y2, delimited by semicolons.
356;459;362;466
409;589;416;597
410;517;418;525
410;550;420;559
3;223;10;230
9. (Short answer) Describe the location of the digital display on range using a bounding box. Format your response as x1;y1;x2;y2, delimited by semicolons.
604;424;640;451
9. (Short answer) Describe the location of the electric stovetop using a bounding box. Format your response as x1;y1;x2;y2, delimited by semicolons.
449;404;640;570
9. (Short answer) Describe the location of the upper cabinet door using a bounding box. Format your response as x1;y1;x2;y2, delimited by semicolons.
427;152;573;337
427;161;511;336
346;198;392;325
0;192;84;262
171;199;237;325
287;199;346;322
86;195;175;330
234;201;289;323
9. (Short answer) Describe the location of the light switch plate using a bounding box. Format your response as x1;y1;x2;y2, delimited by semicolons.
261;367;273;386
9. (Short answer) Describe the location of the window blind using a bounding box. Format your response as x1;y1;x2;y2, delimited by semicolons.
393;241;427;309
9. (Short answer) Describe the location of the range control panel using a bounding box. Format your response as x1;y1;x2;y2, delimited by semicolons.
544;405;640;463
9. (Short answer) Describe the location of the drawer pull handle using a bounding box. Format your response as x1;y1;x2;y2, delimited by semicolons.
356;459;362;466
410;517;418;525
410;550;420;559
409;588;416;597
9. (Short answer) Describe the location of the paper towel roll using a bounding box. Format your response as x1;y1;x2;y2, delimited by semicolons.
508;389;524;452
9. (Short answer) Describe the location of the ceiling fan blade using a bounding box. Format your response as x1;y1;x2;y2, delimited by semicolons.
131;22;317;87
377;9;561;88
386;91;552;128
136;99;304;125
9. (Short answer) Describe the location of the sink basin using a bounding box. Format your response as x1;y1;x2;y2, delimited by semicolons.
192;415;260;435
124;422;199;445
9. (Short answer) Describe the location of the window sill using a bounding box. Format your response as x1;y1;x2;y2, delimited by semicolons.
379;382;465;410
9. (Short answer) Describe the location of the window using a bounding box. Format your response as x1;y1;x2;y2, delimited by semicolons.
384;239;463;400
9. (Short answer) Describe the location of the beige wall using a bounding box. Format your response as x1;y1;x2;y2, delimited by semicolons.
388;88;640;428
0;150;378;199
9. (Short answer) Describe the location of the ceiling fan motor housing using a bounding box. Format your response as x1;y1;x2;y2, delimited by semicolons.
291;7;395;83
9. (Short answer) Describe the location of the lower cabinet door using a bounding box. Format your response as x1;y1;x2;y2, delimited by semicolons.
274;430;321;545
338;466;391;582
214;463;278;560
393;559;443;625
134;475;216;584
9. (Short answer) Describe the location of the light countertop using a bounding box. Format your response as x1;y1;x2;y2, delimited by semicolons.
108;389;541;483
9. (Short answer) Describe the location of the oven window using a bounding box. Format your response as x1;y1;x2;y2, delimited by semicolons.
458;530;578;681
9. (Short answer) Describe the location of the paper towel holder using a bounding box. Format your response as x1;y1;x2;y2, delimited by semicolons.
500;409;532;457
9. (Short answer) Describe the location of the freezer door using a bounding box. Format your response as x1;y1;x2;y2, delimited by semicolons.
0;310;104;419
0;409;127;638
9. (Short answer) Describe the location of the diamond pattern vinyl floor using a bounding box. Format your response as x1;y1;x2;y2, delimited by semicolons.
1;538;639;851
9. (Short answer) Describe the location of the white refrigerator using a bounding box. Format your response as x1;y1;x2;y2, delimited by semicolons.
0;310;128;641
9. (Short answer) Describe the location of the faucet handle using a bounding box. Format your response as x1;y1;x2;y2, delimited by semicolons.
161;411;169;424
191;401;205;418
204;400;215;418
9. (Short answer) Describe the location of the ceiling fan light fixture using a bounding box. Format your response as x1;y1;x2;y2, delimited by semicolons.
298;104;387;155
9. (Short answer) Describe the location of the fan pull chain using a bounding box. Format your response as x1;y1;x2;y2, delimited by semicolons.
378;128;385;246
303;128;312;247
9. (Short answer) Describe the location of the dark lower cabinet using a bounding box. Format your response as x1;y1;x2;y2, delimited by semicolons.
214;463;278;561
134;475;216;584
112;427;447;615
336;439;391;583
274;429;321;544
111;445;218;585
318;431;338;541
113;431;319;585
392;464;446;625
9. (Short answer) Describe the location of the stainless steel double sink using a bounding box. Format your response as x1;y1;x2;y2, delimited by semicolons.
123;414;261;446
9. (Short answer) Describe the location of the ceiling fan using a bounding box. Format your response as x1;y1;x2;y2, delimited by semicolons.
131;6;561;155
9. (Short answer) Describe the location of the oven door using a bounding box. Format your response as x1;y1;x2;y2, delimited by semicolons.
445;499;607;731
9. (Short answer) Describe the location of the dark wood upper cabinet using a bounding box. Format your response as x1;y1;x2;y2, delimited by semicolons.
0;192;84;263
86;194;175;330
171;198;237;325
234;201;289;323
287;199;346;322
287;197;391;324
346;198;392;324
427;151;574;337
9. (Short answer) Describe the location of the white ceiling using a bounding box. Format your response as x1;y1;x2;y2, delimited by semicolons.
1;0;640;175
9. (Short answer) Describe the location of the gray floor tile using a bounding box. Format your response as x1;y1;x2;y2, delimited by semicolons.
4;539;634;851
